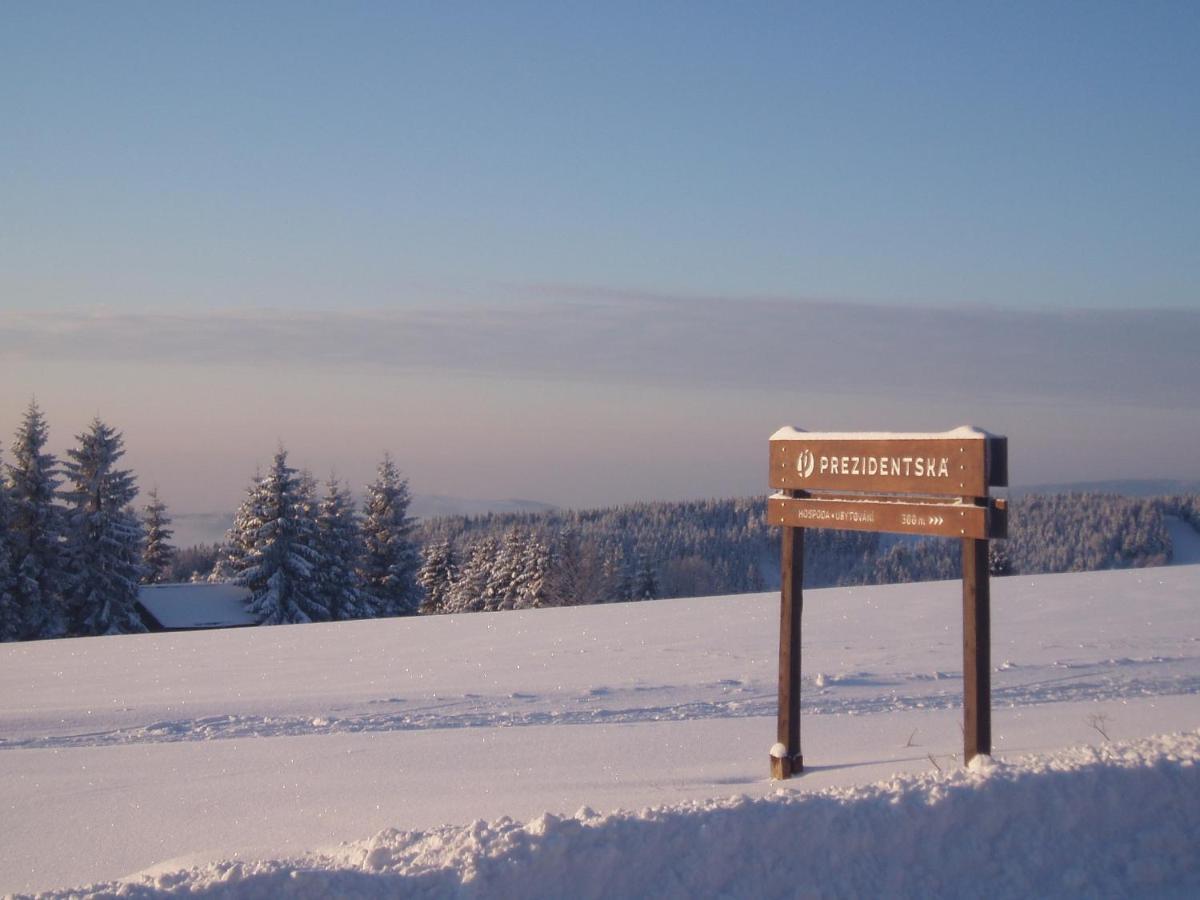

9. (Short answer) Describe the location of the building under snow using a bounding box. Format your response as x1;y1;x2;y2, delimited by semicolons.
136;583;258;632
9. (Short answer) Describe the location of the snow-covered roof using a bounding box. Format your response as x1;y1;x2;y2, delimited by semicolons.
137;583;257;630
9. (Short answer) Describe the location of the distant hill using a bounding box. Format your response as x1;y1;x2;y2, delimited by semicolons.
409;494;556;520
1008;479;1200;498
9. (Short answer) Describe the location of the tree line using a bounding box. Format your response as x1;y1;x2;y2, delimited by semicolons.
411;491;1195;598
0;401;149;640
3;400;1196;642
0;401;423;641
412;498;876;608
872;492;1182;584
205;448;422;624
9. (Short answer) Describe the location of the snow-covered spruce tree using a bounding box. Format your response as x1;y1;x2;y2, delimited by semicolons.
416;538;457;615
140;487;175;585
599;546;626;603
6;401;68;639
446;536;498;614
235;449;328;625
487;529;526;611
0;449;19;642
543;528;611;606
615;555;636;603
62;418;147;636
745;561;765;592
633;552;659;601
358;454;421;616
515;532;552;609
542;528;580;607
315;475;375;620
210;469;265;583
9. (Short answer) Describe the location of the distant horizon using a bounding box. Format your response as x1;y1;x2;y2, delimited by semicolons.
154;475;1200;549
165;474;1200;518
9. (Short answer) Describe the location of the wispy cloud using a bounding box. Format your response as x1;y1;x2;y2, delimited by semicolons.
2;296;1196;409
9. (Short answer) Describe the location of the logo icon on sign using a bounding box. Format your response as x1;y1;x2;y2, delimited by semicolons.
796;449;815;479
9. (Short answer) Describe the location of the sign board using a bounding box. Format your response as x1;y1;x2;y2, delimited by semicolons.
769;494;1006;540
768;425;1007;780
770;427;1007;497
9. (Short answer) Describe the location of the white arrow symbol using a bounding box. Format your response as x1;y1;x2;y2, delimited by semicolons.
929;515;944;525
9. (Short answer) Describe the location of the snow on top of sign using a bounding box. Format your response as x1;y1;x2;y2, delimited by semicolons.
770;425;994;442
768;492;974;506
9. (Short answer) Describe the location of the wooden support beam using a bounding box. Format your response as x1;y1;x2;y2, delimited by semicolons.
773;525;804;779
961;536;991;762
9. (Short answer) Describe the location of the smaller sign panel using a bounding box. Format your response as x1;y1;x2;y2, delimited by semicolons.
770;427;1006;497
769;494;1006;540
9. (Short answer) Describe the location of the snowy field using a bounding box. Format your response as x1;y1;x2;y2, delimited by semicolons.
2;565;1199;897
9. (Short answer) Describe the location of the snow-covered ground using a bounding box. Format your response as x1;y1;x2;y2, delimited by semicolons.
2;565;1198;897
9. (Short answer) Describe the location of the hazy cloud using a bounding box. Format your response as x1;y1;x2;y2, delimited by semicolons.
2;296;1196;409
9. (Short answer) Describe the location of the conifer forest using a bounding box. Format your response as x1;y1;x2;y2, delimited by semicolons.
1;401;1197;642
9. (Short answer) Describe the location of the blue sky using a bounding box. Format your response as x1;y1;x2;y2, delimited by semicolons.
1;3;1197;514
5;1;1197;310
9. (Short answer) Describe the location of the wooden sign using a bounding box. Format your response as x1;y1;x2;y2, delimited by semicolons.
770;427;1007;497
769;494;1006;540
768;425;1006;780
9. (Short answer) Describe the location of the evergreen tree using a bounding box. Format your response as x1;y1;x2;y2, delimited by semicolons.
599;546;626;603
416;539;457;614
745;561;765;592
543;528;583;607
0;448;18;642
140;487;175;585
615;556;636;603
446;536;497;613
488;529;526;611
516;532;552;609
634;552;658;601
62;418;147;635
359;454;421;616
211;469;265;583
6;401;68;639
543;528;611;606
315;475;374;620
235;449;328;625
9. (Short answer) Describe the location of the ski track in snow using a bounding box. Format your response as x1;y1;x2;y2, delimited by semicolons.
5;654;1197;751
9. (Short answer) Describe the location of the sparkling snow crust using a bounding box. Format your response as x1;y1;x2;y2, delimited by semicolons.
3;565;1198;897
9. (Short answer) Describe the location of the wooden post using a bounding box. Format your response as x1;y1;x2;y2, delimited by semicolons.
773;525;804;778
961;536;991;762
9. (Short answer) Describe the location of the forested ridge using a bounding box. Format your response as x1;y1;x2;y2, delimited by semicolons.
2;400;1197;642
873;493;1187;584
414;492;1197;601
